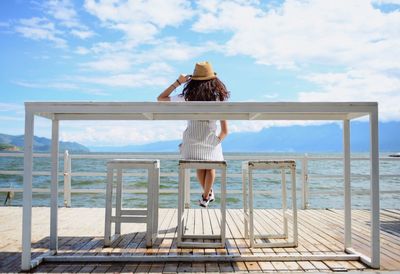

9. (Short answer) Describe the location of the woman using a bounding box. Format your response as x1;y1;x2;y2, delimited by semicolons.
157;61;230;207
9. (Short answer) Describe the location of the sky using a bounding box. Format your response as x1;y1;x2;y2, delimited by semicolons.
0;0;399;147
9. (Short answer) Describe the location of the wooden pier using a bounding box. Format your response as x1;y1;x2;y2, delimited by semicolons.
1;207;399;273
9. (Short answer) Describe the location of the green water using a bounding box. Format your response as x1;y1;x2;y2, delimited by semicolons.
0;152;399;209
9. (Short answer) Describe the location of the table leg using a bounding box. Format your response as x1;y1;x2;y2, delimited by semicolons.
22;110;34;270
50;118;59;251
370;110;380;268
343;119;351;249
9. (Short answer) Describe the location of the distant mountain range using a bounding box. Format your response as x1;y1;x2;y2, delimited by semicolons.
90;121;400;153
1;121;398;153
0;133;89;152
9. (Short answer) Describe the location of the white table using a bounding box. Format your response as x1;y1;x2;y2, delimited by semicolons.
21;102;380;270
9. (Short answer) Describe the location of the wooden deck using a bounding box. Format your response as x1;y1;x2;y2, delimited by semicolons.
1;207;399;273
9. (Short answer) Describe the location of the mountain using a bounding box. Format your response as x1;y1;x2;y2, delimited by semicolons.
89;121;400;153
0;133;90;152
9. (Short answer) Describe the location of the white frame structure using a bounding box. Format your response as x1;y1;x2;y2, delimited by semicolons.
242;160;298;248
177;160;227;248
104;159;160;248
21;102;380;270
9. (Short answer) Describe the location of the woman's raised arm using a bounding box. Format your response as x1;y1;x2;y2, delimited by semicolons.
157;74;190;101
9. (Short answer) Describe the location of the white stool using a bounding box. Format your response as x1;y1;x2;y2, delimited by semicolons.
104;159;160;247
242;160;298;248
177;160;227;248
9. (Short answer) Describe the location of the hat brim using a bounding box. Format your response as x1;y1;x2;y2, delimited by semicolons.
191;73;217;81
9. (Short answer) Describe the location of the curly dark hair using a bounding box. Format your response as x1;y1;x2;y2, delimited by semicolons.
181;78;230;101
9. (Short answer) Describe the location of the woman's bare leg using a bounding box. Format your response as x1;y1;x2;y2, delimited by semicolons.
203;169;215;198
196;169;206;190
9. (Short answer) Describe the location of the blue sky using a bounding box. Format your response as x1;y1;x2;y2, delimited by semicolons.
0;0;399;146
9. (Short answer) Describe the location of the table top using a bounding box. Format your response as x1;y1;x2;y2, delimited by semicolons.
25;101;377;121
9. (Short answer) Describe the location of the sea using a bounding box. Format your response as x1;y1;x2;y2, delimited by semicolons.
0;152;399;209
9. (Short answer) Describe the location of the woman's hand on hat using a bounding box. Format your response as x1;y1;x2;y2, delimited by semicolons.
176;74;190;86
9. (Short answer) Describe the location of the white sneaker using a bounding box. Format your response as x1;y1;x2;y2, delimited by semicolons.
209;189;215;202
199;195;210;208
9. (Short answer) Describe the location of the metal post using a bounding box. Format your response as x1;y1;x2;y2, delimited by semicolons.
301;154;309;209
242;163;249;237
249;166;254;247
146;166;153;247
152;163;160;241
221;167;227;245
50;118;59;251
63;150;71;207
370;109;380;268
281;169;288;237
343;119;351;249
291;166;298;246
104;166;113;246
22;109;34;270
115;167;122;235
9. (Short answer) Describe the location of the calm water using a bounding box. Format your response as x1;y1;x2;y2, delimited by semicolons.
0;152;399;209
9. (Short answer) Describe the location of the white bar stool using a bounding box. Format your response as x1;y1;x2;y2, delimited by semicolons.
242;160;298;248
104;159;160;247
177;160;227;248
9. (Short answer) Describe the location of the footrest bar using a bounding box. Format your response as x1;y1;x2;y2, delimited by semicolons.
182;235;221;239
44;254;360;263
178;242;224;248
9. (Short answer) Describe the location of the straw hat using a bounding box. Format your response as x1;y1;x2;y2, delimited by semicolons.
191;61;217;80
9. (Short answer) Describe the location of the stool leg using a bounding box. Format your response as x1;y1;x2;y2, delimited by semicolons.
249;167;255;248
115;167;122;236
221;167;227;245
291;167;298;246
177;166;185;243
104;167;113;246
242;165;249;238
184;169;191;209
282;169;288;238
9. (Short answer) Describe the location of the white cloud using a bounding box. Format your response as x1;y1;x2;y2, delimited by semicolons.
13;80;108;95
84;0;194;44
191;0;400;120
75;62;174;87
60;121;186;146
194;0;400;69
75;46;90;55
15;17;67;48
14;80;80;90
70;29;95;39
57;119;340;146
0;115;24;122
0;103;24;112
44;0;95;39
0;22;10;27
373;0;400;4
298;69;400;121
44;0;80;28
79;54;133;72
263;93;279;99
133;38;222;63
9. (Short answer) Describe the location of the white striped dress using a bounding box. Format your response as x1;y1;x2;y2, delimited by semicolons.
171;95;224;161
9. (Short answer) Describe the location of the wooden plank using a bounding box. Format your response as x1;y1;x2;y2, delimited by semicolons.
4;208;400;272
310;260;331;271
210;208;234;272
326;209;400;269
229;208;262;272
120;263;139;273
203;208;219;272
225;209;248;272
